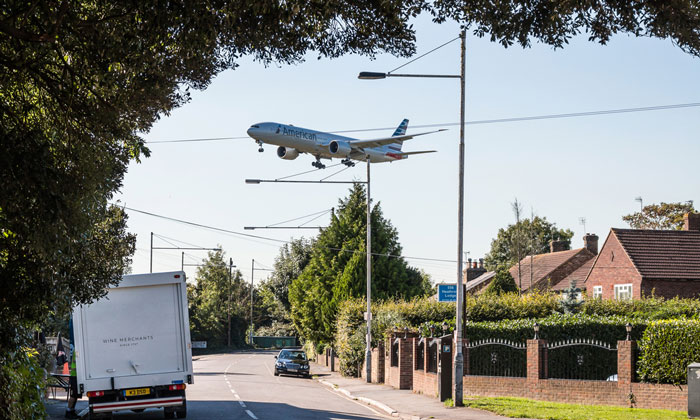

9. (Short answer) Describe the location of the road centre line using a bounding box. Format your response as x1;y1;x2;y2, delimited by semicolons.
239;401;246;408
245;409;258;419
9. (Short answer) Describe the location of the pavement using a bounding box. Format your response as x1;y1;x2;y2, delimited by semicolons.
310;362;519;420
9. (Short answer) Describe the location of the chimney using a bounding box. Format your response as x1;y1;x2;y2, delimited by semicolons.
550;240;567;253
684;213;700;231
466;257;487;282
583;233;599;255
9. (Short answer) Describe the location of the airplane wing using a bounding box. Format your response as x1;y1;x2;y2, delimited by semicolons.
396;150;437;156
349;129;447;149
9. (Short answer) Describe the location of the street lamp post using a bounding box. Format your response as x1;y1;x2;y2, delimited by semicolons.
365;155;372;383
358;29;467;405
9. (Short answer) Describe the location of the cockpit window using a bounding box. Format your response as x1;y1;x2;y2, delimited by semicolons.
251;125;260;128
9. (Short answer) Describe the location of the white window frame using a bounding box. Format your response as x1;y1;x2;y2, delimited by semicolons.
614;283;633;300
593;286;602;299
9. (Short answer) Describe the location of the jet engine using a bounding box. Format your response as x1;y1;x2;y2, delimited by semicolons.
329;140;352;156
277;146;299;160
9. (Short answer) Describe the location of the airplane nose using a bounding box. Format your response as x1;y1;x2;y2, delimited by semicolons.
247;127;257;137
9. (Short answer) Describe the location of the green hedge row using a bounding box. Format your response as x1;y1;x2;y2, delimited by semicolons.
637;319;700;385
0;348;46;420
466;313;646;345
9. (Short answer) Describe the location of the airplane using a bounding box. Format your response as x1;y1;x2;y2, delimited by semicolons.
246;119;444;168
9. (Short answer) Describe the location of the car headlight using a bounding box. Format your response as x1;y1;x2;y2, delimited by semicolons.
276;361;284;367
300;364;309;369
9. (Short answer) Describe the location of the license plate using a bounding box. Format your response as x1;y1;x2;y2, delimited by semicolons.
125;388;150;397
287;368;297;372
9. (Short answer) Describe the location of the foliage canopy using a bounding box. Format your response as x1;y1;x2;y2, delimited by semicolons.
622;201;696;230
484;216;574;271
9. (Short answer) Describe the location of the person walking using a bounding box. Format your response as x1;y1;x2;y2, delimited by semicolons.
65;318;81;419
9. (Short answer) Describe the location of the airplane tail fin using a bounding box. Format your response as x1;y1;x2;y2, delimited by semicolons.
392;119;409;137
389;119;409;151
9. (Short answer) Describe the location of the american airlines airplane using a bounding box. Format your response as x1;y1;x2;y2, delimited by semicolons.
246;119;444;168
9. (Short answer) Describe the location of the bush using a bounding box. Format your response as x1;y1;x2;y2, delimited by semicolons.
465;291;561;322
0;348;46;420
581;295;700;319
483;269;518;295
465;313;646;345
637;319;700;385
334;297;454;377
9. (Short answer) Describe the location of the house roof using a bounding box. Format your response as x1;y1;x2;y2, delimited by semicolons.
509;248;595;291
465;271;496;293
552;258;595;291
612;228;700;279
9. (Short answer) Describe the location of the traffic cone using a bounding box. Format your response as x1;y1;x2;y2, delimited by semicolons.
62;362;69;375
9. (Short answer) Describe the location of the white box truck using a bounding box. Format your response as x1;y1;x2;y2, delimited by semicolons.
72;271;193;419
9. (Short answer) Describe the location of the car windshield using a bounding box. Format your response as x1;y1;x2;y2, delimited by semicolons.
280;351;306;360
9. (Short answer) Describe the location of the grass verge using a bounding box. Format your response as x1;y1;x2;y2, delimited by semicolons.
461;396;686;420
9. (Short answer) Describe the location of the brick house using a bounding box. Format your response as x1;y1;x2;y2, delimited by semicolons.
509;234;599;292
584;213;700;300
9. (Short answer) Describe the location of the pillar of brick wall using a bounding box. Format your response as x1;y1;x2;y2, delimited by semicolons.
374;342;385;383
527;339;547;382
617;340;635;386
398;337;414;389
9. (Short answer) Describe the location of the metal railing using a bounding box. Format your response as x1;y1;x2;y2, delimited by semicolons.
467;339;526;378
547;339;617;381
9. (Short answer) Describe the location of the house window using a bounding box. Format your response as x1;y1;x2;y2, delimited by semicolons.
593;286;602;299
614;284;633;300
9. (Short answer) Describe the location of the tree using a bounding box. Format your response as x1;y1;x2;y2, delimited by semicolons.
483;269;519;295
267;238;314;312
622;201;696;230
484;215;574;271
289;184;430;345
561;279;582;314
188;249;247;348
432;1;700;57
0;0;425;360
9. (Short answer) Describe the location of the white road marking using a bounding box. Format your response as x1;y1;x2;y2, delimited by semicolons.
245;409;258;419
239;401;246;407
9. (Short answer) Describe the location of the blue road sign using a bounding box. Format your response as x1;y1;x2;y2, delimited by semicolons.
438;284;457;302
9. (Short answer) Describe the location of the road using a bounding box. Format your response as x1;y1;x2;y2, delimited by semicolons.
77;350;387;420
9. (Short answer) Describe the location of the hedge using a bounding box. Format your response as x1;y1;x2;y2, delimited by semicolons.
465;291;561;322
335;297;454;376
465;313;646;345
637;319;700;385
0;348;46;420
581;296;700;319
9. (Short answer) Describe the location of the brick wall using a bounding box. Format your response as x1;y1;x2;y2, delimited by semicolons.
360;343;385;383
586;232;642;299
384;335;415;390
458;339;687;411
412;337;438;397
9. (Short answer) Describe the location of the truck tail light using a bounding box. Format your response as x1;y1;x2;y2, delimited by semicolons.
87;391;105;397
169;384;186;391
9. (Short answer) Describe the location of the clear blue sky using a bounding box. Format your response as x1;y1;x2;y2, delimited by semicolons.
115;14;700;286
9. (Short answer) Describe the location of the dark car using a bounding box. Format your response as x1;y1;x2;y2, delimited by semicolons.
274;348;310;378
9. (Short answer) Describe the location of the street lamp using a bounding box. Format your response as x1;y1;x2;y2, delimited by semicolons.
358;29;467;405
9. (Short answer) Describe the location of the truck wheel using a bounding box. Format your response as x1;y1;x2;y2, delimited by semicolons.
176;399;187;418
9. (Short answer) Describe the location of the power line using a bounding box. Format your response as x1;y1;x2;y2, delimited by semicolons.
145;102;700;144
122;206;458;264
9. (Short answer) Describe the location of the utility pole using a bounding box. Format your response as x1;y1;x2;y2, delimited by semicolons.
250;259;254;346
228;257;233;348
453;28;466;406
365;155;372;383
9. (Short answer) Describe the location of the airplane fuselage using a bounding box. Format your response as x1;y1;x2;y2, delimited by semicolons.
247;122;404;163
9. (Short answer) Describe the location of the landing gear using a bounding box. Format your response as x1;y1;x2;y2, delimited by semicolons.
341;159;355;167
312;159;326;169
256;140;264;152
